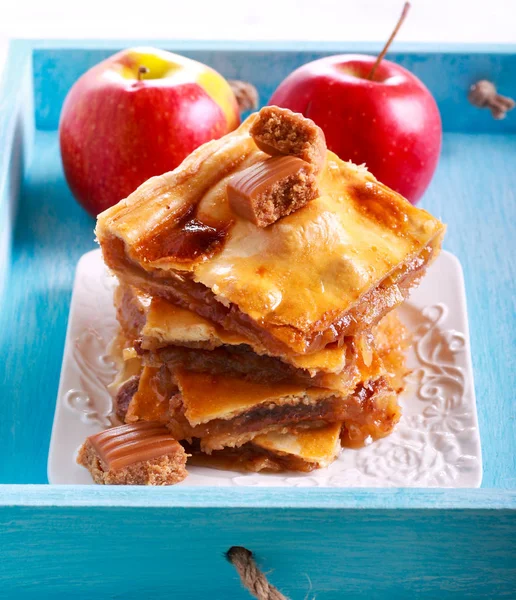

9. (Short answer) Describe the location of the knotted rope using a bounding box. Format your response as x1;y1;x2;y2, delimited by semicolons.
468;80;515;120
226;546;289;600
228;80;259;113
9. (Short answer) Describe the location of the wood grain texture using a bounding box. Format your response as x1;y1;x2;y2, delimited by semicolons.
0;43;33;302
0;505;515;599
0;131;96;484
1;486;515;509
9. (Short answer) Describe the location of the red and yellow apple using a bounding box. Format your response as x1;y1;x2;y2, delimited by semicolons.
269;54;442;204
59;47;240;216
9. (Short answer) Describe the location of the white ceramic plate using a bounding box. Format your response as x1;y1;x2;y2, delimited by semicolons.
48;249;482;487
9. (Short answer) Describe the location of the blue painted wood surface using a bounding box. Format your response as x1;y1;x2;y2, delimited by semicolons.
1;501;515;599
31;41;516;133
0;40;515;598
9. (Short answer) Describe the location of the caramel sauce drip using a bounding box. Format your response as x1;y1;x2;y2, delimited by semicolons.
88;422;178;470
349;181;411;236
135;205;231;263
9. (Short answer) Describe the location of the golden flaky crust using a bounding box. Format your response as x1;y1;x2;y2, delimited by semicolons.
186;422;342;473
96;111;445;356
114;283;378;397
114;282;397;387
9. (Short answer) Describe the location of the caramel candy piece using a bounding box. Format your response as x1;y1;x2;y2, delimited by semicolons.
77;421;188;485
227;155;318;227
250;106;326;173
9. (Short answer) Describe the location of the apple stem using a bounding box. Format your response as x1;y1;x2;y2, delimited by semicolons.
137;66;150;81
367;2;411;81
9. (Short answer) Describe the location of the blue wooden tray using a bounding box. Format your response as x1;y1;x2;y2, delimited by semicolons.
0;40;515;599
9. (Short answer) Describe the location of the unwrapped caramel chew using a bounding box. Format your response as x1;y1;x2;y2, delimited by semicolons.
250;105;326;173
227;155;317;227
77;421;187;485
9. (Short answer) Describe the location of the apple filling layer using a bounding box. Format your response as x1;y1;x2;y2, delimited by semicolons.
120;364;401;454
168;375;399;452
114;284;407;396
142;343;362;394
115;367;344;470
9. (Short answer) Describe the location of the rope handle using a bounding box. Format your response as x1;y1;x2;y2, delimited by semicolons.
468;80;515;120
228;80;259;114
226;546;289;600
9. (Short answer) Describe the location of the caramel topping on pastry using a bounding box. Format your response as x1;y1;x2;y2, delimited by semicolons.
174;368;315;425
227;156;317;227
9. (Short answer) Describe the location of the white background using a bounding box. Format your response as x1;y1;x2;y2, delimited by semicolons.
2;0;516;43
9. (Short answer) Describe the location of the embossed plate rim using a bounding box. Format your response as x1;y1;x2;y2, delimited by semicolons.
48;249;482;487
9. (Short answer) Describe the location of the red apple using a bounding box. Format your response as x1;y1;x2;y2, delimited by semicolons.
60;47;240;216
269;54;442;204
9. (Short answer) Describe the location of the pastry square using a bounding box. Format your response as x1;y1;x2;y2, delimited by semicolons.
96;110;445;356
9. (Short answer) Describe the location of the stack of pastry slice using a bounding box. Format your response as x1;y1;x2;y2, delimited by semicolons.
92;106;445;479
